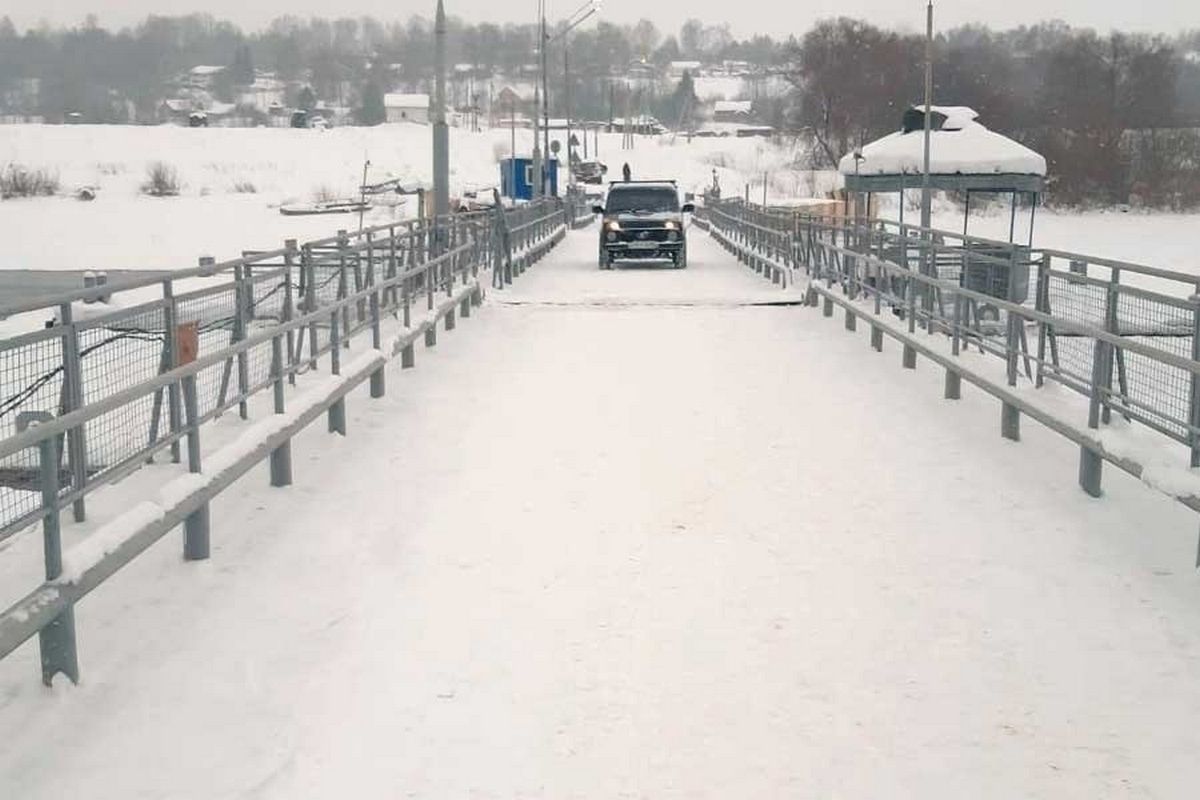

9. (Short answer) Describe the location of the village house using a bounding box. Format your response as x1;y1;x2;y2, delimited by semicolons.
236;74;287;113
384;93;431;124
712;99;753;123
187;65;226;90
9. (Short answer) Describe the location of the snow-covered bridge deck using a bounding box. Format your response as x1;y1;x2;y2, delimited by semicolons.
3;229;1200;798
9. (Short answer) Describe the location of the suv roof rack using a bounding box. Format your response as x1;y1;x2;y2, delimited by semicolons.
609;179;677;186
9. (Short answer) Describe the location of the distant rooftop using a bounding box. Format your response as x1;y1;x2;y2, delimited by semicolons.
384;93;430;109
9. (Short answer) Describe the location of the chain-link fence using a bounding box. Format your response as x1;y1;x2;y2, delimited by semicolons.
0;201;564;541
707;198;1200;465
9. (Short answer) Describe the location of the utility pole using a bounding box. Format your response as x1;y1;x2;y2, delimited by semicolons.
920;0;934;272
541;12;551;195
565;45;572;185
532;0;543;198
432;0;450;224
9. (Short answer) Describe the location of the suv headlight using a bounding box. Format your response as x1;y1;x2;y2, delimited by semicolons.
606;220;621;231
663;220;677;230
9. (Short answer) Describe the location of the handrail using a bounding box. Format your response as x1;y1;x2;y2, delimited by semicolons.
0;242;474;461
705;195;1200;491
0;195;569;686
787;211;1200;288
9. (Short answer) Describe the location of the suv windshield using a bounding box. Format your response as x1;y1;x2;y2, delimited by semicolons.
606;187;679;214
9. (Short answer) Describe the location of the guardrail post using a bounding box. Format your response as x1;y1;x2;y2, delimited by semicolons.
822;296;833;318
269;334;292;487
1000;401;1021;441
1078;333;1109;496
36;433;80;685
872;229;883;317
902;343;917;369
328;310;347;435
1101;271;1121;425
384;227;398;310
337;230;353;342
1079;445;1104;498
445;279;457;332
283;240;298;386
163;280;183;463
369;250;385;399
844;308;856;332
1190;293;1200;468
945;291;962;399
56;303;88;523
1034;254;1050;388
303;245;319;372
233;264;251;419
427;241;436;312
870;325;883;352
181;374;210;560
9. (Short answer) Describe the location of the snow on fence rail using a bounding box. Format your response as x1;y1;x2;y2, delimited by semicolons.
0;198;567;686
702;198;1200;521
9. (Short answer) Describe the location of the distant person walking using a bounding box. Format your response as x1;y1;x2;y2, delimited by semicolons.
622;162;631;182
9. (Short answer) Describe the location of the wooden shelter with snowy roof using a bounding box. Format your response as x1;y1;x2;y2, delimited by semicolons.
839;105;1047;244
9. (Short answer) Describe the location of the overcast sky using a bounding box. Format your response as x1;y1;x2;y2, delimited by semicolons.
8;0;1200;38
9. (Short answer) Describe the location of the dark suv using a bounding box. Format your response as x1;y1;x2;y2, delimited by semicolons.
592;181;695;269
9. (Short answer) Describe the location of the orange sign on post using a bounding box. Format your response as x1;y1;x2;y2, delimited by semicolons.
175;322;199;367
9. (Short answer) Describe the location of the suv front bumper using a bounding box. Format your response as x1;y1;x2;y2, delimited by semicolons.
602;239;684;259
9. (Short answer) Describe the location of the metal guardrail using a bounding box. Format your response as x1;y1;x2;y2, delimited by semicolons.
563;186;596;229
704;198;1200;516
0;198;568;685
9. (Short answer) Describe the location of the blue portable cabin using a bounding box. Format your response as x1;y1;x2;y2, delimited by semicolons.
500;156;559;200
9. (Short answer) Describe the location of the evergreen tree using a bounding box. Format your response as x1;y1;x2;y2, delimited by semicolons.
358;81;386;125
231;44;254;85
297;85;316;111
665;69;699;128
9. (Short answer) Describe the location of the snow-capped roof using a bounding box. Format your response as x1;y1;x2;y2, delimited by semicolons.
384;93;430;109
189;65;226;76
839;106;1045;177
497;84;535;102
714;100;752;114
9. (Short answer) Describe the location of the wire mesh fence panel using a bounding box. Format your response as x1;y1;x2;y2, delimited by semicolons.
310;263;345;308
175;285;239;418
1045;271;1108;328
245;270;290;393
1115;339;1194;442
0;329;66;534
1115;288;1193;338
76;302;169;475
0;204;559;547
245;269;289;325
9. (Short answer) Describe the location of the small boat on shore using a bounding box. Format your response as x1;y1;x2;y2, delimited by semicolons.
279;199;371;216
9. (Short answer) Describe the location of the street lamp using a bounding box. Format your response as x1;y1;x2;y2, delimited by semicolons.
532;0;601;197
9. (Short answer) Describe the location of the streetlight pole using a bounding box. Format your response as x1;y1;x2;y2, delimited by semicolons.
531;0;543;198
536;0;601;197
565;46;572;186
542;14;551;195
920;1;933;269
432;0;449;227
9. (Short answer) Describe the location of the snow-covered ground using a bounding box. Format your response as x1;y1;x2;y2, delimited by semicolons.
1;229;1199;798
3;122;1197;285
0;123;808;272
